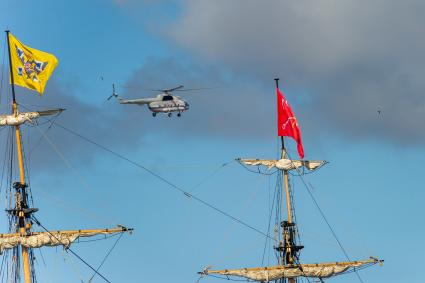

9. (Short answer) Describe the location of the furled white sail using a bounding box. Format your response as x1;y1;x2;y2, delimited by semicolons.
239;158;327;171
0;109;64;126
201;259;380;281
0;227;129;252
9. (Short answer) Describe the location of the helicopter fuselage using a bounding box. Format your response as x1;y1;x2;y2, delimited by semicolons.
110;84;193;117
147;96;189;114
116;94;189;117
148;99;189;113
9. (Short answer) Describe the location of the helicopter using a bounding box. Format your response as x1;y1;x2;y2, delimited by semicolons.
107;84;191;117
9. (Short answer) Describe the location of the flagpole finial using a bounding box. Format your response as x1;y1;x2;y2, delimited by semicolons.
274;78;280;88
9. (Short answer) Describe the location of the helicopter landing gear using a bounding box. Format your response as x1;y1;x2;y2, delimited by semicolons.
177;113;181;117
152;113;157;117
168;113;172;117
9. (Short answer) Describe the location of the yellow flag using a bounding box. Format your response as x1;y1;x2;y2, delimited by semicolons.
8;33;58;95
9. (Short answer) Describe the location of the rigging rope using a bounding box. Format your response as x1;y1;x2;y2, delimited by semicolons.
35;187;117;228
7;109;121;226
0;128;9;197
205;175;268;265
237;159;278;176
15;107;373;282
285;151;366;283
261;175;277;266
31;216;113;283
189;161;232;193
51;121;273;241
88;232;123;283
33;122;91;189
28;121;54;154
61;247;85;283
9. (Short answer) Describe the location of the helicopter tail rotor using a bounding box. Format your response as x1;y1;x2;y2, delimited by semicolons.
106;84;119;101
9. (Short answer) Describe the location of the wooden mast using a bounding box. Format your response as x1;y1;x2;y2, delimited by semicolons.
275;78;296;283
274;79;292;224
6;30;32;283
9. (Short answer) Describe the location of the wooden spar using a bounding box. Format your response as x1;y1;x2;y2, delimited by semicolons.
0;227;133;239
6;30;32;283
205;258;379;273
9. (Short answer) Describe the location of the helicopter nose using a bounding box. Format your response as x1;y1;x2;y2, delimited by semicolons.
185;102;189;109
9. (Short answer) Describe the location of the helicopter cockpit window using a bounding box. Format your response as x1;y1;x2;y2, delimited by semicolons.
162;95;173;101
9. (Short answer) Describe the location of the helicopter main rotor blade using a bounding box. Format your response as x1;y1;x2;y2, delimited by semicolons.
173;87;215;92
118;85;215;93
165;85;184;92
119;85;184;93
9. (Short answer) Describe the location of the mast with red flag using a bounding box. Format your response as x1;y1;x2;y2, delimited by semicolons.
274;78;304;283
199;79;382;283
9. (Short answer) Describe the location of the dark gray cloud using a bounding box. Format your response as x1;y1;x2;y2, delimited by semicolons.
3;0;424;175
0;58;278;173
118;57;277;139
165;0;425;145
0;79;148;171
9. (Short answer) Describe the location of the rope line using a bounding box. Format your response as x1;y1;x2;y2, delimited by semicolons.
88;232;123;282
31;216;113;283
286;152;365;283
261;175;277;266
52;121;273;241
61;248;85;283
33;122;92;189
189;161;232;193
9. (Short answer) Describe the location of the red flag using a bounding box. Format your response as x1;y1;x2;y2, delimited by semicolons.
277;87;304;159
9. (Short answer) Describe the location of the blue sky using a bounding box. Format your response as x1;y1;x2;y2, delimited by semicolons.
0;1;424;282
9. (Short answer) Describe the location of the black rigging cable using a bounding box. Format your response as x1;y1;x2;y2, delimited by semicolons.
189;161;232;193
24;111;371;282
285;152;366;283
88;232;124;283
51;121;273;241
261;175;277;266
31;216;113;283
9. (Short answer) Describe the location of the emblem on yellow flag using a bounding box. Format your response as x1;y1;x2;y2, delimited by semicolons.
8;33;58;94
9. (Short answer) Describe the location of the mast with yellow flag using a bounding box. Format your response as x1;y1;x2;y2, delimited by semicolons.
2;31;132;283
